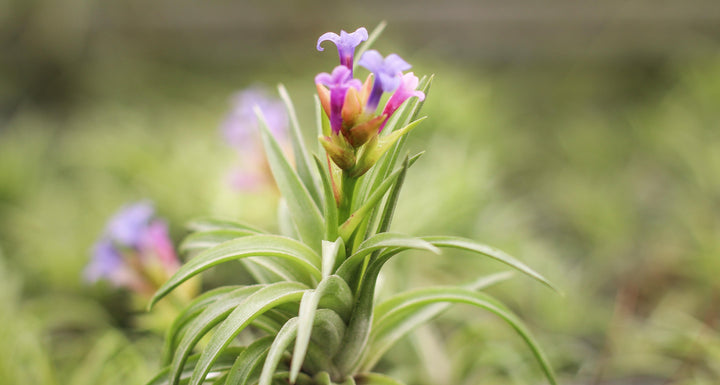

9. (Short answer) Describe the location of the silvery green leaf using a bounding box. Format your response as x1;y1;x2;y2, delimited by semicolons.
167;285;265;385
361;272;515;370
256;106;324;251
146;347;244;385
290;276;352;382
180;230;256;253
162;286;241;365
278;84;322;207
258;318;299;385
336;233;440;285
314;155;339;241
369;286;558;385
224;336;273;385
149;235;321;308
188;282;308;385
421;236;559;293
187;218;266;234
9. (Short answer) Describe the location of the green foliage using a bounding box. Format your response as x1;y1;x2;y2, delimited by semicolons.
148;26;558;385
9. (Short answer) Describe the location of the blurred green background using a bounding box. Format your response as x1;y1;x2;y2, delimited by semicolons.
1;0;719;384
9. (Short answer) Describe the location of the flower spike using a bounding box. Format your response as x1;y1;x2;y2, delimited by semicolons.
316;27;368;72
357;50;411;112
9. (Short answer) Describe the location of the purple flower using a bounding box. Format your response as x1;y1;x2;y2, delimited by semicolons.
315;65;362;134
221;87;288;152
380;72;425;131
316;27;368;72
85;201;180;294
105;201;154;248
357;50;411;112
220;86;290;191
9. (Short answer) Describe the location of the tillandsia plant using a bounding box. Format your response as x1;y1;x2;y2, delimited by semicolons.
146;23;559;385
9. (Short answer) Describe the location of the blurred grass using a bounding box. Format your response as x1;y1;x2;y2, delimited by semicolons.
1;9;720;383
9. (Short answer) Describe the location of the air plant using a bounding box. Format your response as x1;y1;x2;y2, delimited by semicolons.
146;23;559;385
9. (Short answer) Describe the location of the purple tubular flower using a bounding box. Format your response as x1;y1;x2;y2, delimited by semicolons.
85;201;180;293
84;238;125;284
316;27;368;72
315;65;362;134
105;201;154;248
357;50;412;112
221;87;288;152
380;72;425;131
140;220;180;270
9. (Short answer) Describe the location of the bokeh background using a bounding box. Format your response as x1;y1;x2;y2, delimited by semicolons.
1;1;719;384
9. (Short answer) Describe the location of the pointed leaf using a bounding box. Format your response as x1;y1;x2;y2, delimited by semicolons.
187;218;266;234
278;84;322;207
146;347;244;385
256;106;324;251
336;233;440;284
149;235;321;308
167;285;266;385
313;155;339;240
422;236;559;293
188;282;308;385
290;276;352;382
258;318;299;385
180;229;256;253
224;336;274;385
361;272;514;370
369;286;558;385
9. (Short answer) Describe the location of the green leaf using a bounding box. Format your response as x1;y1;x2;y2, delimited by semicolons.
179;229;256;253
313;155;339;241
361;272;514;370
149;235;321;308
369;286;558;385
188;282;308;385
146;347;244;385
290;276;353;382
335;233;440;284
338;166;406;241
355;373;407;385
321;238;345;279
162;286;241;365
258;318;299;385
187;218;266;234
278;84;322;207
224;336;273;385
256;106;325;251
167;285;266;385
421;236;560;293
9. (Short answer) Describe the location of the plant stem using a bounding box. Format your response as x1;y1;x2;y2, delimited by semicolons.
338;171;357;224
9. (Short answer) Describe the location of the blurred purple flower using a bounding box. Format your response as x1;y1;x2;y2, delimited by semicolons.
315;65;362;134
221;87;288;150
357;50;411;112
316;27;368;72
220;86;290;191
85;201;179;294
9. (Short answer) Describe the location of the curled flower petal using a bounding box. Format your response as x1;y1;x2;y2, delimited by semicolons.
316;27;368;70
380;72;425;131
358;50;412;112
